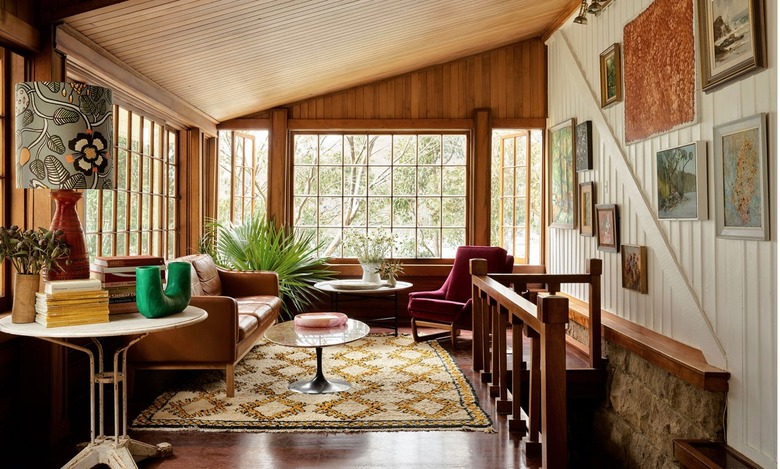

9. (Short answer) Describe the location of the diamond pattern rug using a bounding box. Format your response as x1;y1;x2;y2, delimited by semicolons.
131;334;493;432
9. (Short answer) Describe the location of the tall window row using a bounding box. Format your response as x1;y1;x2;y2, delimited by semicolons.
216;130;268;224
84;106;178;259
292;133;467;259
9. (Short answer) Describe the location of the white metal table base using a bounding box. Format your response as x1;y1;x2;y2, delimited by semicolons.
43;333;175;469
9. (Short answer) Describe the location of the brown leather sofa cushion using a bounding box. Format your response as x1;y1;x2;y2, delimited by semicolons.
171;253;223;296
237;314;259;341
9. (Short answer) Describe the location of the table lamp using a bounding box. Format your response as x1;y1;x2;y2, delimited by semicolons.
15;82;113;281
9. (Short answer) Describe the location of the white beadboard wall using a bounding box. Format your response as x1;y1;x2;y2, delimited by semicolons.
545;0;776;466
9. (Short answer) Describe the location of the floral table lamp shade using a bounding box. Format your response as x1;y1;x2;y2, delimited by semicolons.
15;82;113;280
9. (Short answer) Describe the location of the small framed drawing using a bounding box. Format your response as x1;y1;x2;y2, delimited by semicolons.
698;0;766;92
595;204;619;252
622;244;648;294
579;182;595;237
714;113;769;240
599;43;622;108
575;121;593;172
655;141;708;220
548;119;577;229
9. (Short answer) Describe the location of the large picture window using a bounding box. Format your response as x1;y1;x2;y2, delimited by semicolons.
84;106;178;259
293;133;467;259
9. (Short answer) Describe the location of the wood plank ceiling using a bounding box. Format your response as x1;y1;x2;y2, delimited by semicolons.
58;0;578;122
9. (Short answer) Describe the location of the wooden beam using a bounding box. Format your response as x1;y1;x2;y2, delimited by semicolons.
491;117;547;129
541;0;581;42
267;108;289;226
471;109;491;245
218;118;271;131
288;118;473;131
46;0;131;22
0;8;40;51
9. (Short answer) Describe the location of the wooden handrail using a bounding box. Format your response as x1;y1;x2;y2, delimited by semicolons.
470;258;603;468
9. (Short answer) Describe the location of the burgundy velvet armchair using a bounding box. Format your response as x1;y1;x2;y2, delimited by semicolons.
408;246;513;348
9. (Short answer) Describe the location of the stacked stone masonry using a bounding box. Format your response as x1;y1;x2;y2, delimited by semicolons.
568;322;726;468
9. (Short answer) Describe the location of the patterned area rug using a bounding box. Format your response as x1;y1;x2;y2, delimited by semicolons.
132;334;492;432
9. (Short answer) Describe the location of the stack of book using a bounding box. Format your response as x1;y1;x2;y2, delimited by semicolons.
35;279;110;327
90;255;165;314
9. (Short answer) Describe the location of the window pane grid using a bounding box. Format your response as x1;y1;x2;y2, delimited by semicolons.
85;106;177;260
293;132;467;259
217;130;267;224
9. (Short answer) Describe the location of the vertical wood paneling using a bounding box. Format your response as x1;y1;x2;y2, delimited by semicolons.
287;39;547;120
547;1;777;465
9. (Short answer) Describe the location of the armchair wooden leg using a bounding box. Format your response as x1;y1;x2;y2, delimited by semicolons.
226;364;235;397
411;318;451;343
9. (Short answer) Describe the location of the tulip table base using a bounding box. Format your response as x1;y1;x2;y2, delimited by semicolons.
288;346;351;394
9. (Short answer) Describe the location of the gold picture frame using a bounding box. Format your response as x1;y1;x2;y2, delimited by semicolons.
599;43;622;108
579;182;595;237
548;119;577;229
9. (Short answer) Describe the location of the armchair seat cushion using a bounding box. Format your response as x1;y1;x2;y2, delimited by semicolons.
408;297;468;322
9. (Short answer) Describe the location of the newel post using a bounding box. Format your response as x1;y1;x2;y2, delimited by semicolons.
470;258;488;372
538;294;569;469
586;258;603;368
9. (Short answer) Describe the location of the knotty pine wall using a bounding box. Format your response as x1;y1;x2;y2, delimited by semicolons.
282;38;547;120
546;1;777;466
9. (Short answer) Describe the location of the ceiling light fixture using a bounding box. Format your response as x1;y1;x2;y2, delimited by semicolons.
574;0;615;25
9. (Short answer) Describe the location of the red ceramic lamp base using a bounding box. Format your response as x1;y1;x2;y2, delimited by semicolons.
46;189;90;281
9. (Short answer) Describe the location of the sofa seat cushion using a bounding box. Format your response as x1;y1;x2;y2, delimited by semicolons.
408;297;468;322
236;296;280;323
238;314;259;341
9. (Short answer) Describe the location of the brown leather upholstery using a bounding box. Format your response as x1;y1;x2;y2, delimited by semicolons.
128;253;281;397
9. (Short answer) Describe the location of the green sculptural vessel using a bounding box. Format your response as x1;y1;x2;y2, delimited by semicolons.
136;262;192;318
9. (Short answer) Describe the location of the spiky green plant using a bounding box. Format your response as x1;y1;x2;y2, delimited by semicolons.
201;214;333;319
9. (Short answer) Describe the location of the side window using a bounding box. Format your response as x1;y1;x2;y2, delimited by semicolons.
84;106;178;259
216;130;268;224
493;130;543;264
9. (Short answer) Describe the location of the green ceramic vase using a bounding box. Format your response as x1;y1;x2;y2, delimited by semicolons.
135;262;192;318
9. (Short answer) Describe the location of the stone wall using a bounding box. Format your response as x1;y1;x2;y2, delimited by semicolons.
568;322;727;468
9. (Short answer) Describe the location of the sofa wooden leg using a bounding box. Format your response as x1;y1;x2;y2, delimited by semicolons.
226;364;235;397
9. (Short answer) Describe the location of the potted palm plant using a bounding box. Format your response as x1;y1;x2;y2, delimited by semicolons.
201;213;333;320
0;226;70;323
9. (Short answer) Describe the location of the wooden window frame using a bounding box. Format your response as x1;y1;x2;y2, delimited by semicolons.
291;131;468;260
84;105;178;259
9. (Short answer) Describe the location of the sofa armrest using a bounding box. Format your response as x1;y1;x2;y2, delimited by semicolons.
129;295;239;364
217;269;280;298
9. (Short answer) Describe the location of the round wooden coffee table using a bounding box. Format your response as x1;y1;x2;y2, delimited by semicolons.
264;318;369;394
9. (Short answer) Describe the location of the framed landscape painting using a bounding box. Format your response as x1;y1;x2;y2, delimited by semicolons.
599;43;622;108
596;204;619;252
655;141;708;220
698;0;766;92
714;113;768;240
548;119;576;229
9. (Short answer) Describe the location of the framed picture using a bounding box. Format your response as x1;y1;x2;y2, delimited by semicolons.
548;119;577;229
595;204;619;252
714;113;769;240
599;43;622;108
698;0;766;92
579;182;595;237
622;244;648;293
655;141;708;220
575;121;593;172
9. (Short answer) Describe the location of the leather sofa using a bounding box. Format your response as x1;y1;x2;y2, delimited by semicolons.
128;253;281;397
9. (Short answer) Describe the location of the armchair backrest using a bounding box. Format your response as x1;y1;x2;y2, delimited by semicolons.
442;246;512;303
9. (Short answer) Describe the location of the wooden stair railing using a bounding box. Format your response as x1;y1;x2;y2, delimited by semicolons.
470;258;603;469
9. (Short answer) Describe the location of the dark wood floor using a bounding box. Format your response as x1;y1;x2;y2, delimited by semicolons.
36;325;596;469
